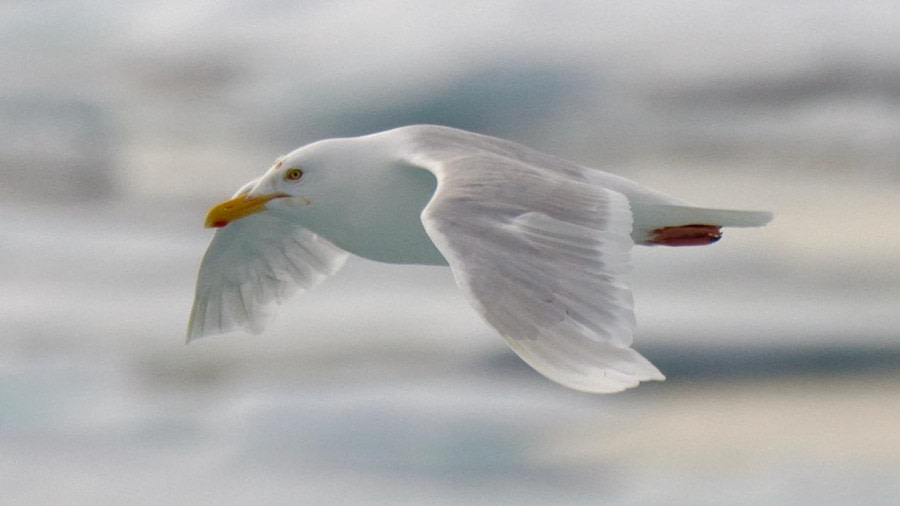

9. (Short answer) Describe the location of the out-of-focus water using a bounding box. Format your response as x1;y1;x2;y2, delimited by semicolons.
4;201;900;505
2;1;900;504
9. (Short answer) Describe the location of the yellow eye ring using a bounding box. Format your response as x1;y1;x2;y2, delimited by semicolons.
284;168;303;181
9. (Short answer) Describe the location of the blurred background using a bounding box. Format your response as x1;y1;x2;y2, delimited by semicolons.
2;1;899;504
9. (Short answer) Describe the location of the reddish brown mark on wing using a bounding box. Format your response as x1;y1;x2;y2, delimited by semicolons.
651;224;722;246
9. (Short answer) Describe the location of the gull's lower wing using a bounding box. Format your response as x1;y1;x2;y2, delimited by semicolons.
418;154;663;393
187;213;348;342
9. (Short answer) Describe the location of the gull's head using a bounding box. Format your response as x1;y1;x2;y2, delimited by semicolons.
203;141;346;229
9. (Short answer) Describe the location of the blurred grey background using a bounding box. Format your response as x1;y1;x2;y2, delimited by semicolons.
2;1;899;505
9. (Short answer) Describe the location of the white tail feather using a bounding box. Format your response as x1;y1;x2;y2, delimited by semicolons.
631;204;772;243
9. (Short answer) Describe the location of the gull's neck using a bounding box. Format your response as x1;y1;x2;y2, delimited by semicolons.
297;133;447;266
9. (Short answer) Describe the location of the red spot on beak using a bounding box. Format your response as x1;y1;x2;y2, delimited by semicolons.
211;220;229;228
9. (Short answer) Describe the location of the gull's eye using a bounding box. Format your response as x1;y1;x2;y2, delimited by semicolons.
284;168;304;181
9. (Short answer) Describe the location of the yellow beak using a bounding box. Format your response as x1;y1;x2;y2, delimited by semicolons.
204;192;289;228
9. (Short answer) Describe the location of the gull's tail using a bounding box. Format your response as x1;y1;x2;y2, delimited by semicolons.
631;204;773;246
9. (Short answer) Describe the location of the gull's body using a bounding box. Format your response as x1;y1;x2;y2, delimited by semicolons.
189;125;771;393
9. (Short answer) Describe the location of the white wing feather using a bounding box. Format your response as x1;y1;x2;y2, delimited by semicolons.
187;213;348;342
417;153;664;393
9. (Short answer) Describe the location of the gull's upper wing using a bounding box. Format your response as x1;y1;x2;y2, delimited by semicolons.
187;212;348;342
416;152;663;393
